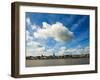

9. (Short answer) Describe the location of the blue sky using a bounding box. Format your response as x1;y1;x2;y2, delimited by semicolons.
25;12;90;56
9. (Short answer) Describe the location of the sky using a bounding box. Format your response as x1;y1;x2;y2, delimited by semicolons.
25;12;90;56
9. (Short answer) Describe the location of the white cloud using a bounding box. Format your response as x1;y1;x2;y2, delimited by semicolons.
26;30;33;41
58;45;89;56
26;17;38;31
26;40;45;56
26;40;55;56
26;17;31;25
31;24;37;30
42;22;51;29
71;16;86;31
44;49;54;56
26;38;89;56
34;22;74;42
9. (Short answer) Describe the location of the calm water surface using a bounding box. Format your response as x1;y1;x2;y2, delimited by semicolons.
26;58;89;67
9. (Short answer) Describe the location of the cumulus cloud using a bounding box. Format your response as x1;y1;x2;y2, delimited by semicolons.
26;40;55;56
34;22;74;42
26;40;45;56
44;49;54;56
42;22;51;29
58;45;89;56
57;47;67;56
26;17;38;31
26;30;33;41
26;28;46;56
31;24;37;30
26;17;31;25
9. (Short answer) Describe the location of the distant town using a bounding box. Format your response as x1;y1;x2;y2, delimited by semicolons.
26;53;89;60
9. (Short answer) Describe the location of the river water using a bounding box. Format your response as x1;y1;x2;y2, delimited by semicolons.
26;58;89;67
